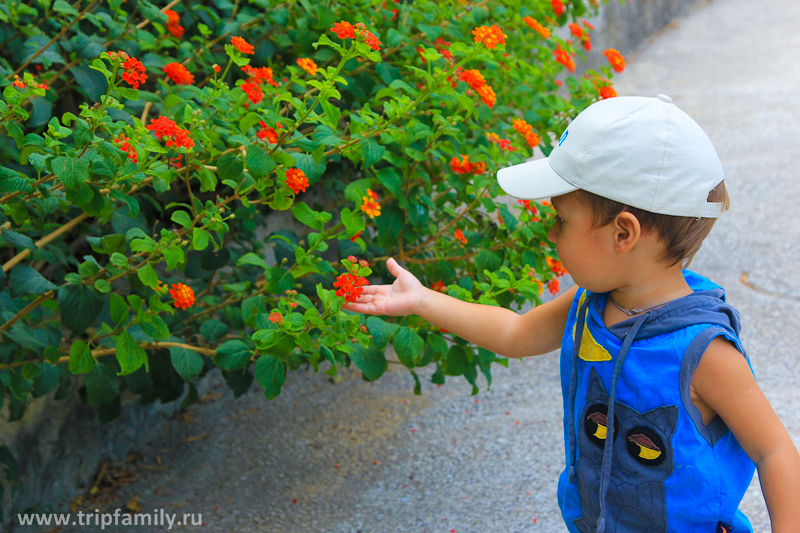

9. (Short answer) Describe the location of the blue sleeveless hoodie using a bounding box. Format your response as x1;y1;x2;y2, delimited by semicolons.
557;270;756;533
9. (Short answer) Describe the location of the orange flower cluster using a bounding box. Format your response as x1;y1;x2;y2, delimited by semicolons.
522;17;550;39
599;86;617;99
603;49;626;72
110;51;147;89
568;23;592;51
285;168;308;194
163;62;194;85
169;282;195;310
454;229;467;246
486;132;516;152
296;57;318;76
146;116;194;149
450;155;485;175
552;0;565;16
268;311;283;324
361;189;381;218
113;133;137;163
169;154;182;169
546;256;568;277
472;25;507;49
231;36;254;54
512;119;541;149
257;120;282;144
381;0;399;19
554;45;575;73
165;9;184;39
330;21;381;51
333;255;370;303
12;75;25;89
459;69;495;108
435;37;453;63
548;278;560;295
240;65;279;104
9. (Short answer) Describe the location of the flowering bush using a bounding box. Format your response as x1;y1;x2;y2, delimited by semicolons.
0;0;627;448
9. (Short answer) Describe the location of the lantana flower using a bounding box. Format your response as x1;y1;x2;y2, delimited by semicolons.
146;116;194;150
163;62;194;85
599;86;617;99
231;36;254;54
360;189;381;218
296;57;318;76
12;75;26;89
568;23;592;51
486;132;517;152
472;25;507;49
548;278;560;295
333;255;370;303
240;65;279;105
551;0;565;16
450;155;485;175
458;69;496;108
454;229;468;246
113;133;138;163
285;168;309;194
164;9;184;38
523;17;551;39
330;21;381;51
110;51;147;89
512;119;541;149
169;283;195;310
546;256;568;277
553;45;575;73
603;49;626;72
269;311;283;324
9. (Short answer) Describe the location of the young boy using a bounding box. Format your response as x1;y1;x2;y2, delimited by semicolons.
340;95;800;532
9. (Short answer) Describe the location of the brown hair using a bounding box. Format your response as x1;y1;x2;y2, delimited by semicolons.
574;181;731;268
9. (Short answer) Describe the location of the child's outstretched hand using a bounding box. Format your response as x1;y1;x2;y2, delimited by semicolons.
340;257;424;317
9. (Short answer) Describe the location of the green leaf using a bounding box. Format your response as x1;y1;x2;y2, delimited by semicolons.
51;155;89;191
349;344;387;381
361;137;385;168
339;207;366;239
85;363;118;407
116;87;139;101
215;340;253;371
69;340;95;374
236;252;267;270
0;229;35;251
115;330;148;375
366;316;399;350
137;262;159;289
375;166;407;208
169;345;204;382
245;145;276;180
192;228;210;251
58;283;104;334
32;363;61;398
71;65;108;102
140;314;169;341
290;201;324;231
170;210;192;228
394;326;424;368
109;293;128;325
475;249;501;273
201;319;229;343
217;153;244;182
110;252;129;268
94;278;111;293
8;264;57;297
254;355;285;400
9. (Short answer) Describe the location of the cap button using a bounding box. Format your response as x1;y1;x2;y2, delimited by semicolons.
656;94;673;103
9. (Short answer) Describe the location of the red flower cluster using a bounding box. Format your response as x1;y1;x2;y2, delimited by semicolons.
169;282;195;310
554;45;575;73
163;62;194;85
517;199;540;220
552;0;565;16
169;154;182;169
12;75;25;89
257;120;282;144
548;278;560;296
472;25;507;49
231;36;254;54
512;119;541;149
111;51;147;89
330;21;381;51
523;17;551;39
240;65;279;105
431;280;447;293
350;230;362;242
146;116;194;150
450;155;486;175
603;49;626;72
381;0;399;19
458;69;496;108
285;168;308;194
268;311;283;324
333;256;370;303
165;9;184;39
568;23;592;51
454;229;467;246
486;132;516;152
435;37;453;63
113;133;137;163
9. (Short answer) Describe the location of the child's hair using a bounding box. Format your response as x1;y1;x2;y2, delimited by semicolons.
574;181;731;268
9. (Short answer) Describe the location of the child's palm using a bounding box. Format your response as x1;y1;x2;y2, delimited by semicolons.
340;258;422;317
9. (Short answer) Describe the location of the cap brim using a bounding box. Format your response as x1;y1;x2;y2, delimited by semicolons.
496;157;577;200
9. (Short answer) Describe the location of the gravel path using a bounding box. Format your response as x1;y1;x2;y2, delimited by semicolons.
49;0;800;531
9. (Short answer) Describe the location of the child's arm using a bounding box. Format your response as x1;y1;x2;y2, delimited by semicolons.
341;257;577;359
693;337;800;532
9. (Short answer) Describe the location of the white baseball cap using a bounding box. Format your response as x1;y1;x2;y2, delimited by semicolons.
496;95;725;218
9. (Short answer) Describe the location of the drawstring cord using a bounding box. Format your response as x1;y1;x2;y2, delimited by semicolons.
596;312;649;533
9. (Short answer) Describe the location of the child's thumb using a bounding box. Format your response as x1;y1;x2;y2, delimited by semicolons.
386;257;402;277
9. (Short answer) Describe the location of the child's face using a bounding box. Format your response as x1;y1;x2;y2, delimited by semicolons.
547;191;622;293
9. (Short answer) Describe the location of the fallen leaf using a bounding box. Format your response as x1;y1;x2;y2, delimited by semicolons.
181;432;209;443
126;496;142;512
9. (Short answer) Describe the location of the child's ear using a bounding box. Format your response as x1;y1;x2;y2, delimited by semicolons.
612;211;641;253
